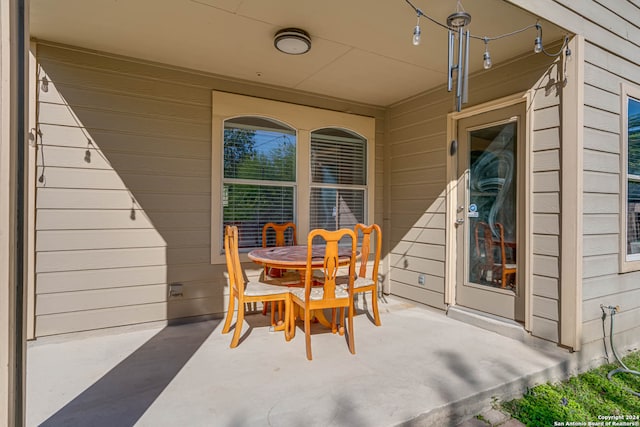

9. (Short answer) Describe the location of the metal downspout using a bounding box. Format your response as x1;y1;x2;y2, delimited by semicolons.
14;0;27;424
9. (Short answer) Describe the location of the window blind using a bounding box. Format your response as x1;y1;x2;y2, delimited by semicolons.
627;97;640;255
310;129;367;232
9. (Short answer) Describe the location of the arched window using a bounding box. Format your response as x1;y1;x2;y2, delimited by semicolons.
211;91;375;263
223;116;296;249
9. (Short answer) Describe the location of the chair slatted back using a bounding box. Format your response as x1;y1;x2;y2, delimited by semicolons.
261;222;297;278
304;228;357;302
355;223;382;282
224;225;245;296
262;222;297;248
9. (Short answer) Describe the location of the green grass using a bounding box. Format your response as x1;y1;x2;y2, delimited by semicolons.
501;351;640;427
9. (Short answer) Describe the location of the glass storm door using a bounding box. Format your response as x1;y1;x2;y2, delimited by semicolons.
455;104;525;322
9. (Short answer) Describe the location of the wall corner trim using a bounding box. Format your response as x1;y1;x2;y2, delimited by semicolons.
560;35;584;351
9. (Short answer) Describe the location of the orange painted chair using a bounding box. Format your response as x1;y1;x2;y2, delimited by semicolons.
288;228;358;360
339;223;382;326
261;222;297;279
316;224;383;326
221;225;291;348
260;222;299;324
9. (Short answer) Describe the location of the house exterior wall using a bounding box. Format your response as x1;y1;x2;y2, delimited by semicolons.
387;51;564;341
33;42;385;337
506;0;640;358
581;42;640;354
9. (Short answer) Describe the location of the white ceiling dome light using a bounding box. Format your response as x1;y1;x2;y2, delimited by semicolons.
274;28;311;55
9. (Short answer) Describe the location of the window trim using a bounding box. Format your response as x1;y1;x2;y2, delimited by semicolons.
620;83;640;272
211;91;375;264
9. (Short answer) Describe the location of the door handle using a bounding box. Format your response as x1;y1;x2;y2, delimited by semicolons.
455;218;465;225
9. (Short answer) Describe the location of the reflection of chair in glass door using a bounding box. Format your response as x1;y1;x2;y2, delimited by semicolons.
474;221;516;289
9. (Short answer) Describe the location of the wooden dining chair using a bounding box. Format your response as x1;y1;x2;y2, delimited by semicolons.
261;222;298;280
261;222;299;324
288;228;358;360
315;224;383;326
341;223;382;326
221;225;291;348
262;222;297;249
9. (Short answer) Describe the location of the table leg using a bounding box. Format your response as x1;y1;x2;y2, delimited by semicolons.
293;306;331;328
312;309;331;328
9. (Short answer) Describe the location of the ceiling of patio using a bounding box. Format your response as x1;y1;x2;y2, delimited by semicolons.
29;0;566;107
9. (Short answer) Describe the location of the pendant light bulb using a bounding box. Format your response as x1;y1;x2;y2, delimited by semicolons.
533;24;543;53
483;51;492;69
534;36;542;53
482;38;492;69
413;25;421;45
412;14;422;46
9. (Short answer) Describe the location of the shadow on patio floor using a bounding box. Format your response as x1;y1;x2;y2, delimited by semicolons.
38;320;219;427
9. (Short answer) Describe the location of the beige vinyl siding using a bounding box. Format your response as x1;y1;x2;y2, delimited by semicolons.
34;42;385;337
581;41;640;348
530;62;562;342
35;45;213;335
386;90;449;310
387;51;563;315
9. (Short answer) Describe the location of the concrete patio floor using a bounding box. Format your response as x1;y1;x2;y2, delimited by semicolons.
26;296;579;427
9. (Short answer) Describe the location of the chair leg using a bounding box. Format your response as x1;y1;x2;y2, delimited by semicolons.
304;308;312;360
288;302;297;339
331;308;337;334
370;289;382;326
501;270;507;288
262;301;269;316
337;307;345;335
221;294;235;334
270;301;276;325
347;304;355;355
283;298;292;342
230;302;245;348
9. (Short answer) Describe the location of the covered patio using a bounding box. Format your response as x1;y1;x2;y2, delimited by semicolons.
2;0;639;425
20;0;582;425
27;296;577;426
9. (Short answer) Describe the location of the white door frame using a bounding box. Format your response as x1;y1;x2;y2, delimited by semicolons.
445;92;533;332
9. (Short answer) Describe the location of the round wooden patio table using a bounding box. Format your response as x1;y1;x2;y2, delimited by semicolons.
248;245;357;328
248;245;354;271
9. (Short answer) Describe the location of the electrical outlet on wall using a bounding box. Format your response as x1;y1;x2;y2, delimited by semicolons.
169;283;184;297
418;274;425;285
